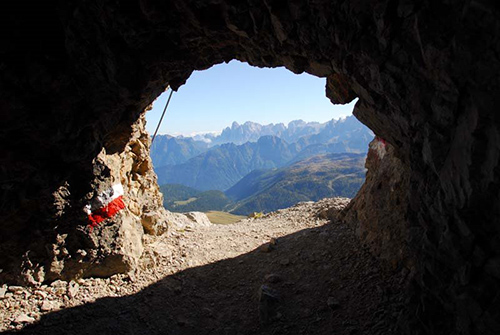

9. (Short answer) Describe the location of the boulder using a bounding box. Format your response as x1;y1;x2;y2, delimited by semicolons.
166;211;212;230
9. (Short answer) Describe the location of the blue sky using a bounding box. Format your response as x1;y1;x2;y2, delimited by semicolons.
145;60;356;136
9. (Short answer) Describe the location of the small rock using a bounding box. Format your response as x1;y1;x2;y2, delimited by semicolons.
327;296;340;310
67;282;79;298
34;290;48;299
14;314;35;324
8;286;24;293
177;316;188;327
259;243;274;253
301;308;312;317
259;285;280;324
0;286;7;298
40;300;59;312
264;274;283;284
248;212;263;219
76;249;87;257
51;280;68;288
126;271;137;282
51;280;68;296
280;258;290;266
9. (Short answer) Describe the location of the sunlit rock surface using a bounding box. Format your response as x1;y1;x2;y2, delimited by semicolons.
342;137;411;270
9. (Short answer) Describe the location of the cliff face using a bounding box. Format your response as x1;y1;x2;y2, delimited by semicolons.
0;1;499;334
342;137;411;271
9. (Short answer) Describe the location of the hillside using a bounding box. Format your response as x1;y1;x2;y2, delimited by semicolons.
159;184;201;200
159;153;366;215
156;136;295;191
226;153;366;215
150;135;210;167
160;185;233;212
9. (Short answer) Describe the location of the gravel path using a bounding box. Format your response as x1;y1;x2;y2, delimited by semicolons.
1;198;407;334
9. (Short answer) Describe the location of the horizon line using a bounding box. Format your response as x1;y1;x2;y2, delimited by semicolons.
152;114;353;138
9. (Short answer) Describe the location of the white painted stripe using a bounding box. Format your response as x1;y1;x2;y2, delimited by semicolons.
371;138;386;159
85;183;124;213
83;204;92;215
110;184;124;200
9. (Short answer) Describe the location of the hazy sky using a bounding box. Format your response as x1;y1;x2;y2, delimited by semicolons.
145;60;356;136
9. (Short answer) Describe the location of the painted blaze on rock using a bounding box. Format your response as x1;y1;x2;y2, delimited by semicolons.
371;136;387;160
84;184;126;230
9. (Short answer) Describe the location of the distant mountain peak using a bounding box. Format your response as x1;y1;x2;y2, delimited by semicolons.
288;119;306;126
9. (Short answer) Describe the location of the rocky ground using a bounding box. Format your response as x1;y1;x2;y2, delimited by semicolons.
0;198;408;335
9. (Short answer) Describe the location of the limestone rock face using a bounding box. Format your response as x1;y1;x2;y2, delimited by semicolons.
0;113;169;283
73;113;170;279
342;137;410;270
0;1;499;334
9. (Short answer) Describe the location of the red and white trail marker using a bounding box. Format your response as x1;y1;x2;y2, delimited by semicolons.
372;137;387;159
84;184;125;230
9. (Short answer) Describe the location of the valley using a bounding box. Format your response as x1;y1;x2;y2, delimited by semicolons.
159;153;367;218
153;116;372;219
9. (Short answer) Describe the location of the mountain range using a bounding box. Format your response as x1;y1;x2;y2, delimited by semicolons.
151;116;372;168
155;136;295;191
152;116;373;191
213;119;325;145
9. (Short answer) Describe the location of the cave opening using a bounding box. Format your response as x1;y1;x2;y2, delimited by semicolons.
145;60;370;222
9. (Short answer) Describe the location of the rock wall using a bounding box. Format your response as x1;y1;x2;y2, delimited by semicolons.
0;112;170;284
342;137;411;271
1;1;499;334
75;113;170;279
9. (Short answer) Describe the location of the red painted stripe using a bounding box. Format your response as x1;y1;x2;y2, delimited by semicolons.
375;136;386;146
88;196;125;229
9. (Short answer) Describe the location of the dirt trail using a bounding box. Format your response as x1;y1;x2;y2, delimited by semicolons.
1;198;407;335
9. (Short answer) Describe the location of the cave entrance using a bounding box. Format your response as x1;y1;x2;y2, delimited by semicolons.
145;60;371;223
2;2;496;333
126;61;402;333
